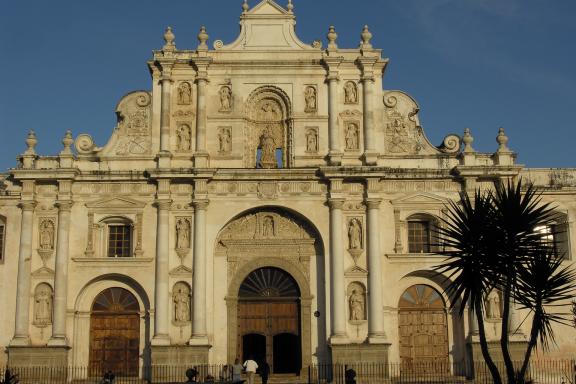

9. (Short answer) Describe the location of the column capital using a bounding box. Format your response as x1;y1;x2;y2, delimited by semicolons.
365;199;382;209
328;198;345;210
326;74;340;82
18;201;37;211
55;200;73;211
155;199;172;210
193;199;210;210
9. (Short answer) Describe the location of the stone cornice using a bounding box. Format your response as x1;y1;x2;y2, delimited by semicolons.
10;168;79;180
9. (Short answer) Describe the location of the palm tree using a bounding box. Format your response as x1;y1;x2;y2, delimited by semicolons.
435;180;576;384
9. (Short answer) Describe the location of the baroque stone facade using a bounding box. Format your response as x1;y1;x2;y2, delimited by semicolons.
0;0;575;379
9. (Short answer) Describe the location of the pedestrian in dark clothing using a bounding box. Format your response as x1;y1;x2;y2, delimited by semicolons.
259;361;270;384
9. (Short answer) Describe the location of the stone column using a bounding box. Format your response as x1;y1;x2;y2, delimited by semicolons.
160;75;172;153
469;306;479;336
11;201;36;345
190;199;209;344
328;198;347;340
194;75;209;167
327;75;342;165
48;200;73;346
152;199;171;345
362;75;377;164
366;199;386;341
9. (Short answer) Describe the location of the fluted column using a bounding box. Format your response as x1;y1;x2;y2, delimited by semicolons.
11;201;36;346
48;200;73;346
194;74;209;167
160;75;172;152
152;199;171;345
327;76;342;165
190;199;209;344
329;198;347;341
366;199;386;341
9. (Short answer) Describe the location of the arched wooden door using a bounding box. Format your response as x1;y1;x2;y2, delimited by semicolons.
89;287;140;377
238;268;301;374
398;285;449;372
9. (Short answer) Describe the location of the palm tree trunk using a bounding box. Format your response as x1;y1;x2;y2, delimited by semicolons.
500;278;516;384
518;311;540;383
475;298;502;384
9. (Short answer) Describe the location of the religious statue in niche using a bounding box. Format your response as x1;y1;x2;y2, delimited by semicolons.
304;86;317;113
173;283;191;323
218;127;232;153
345;123;359;150
486;290;502;319
348;285;366;321
258;126;277;169
260;102;280;122
344;81;358;104
176;218;191;250
177;82;192;105
177;124;191;151
306;128;318;153
39;219;55;250
219;86;232;112
34;284;53;326
348;218;363;250
262;215;275;238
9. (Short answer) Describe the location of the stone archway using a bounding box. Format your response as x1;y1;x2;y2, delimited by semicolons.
219;207;319;374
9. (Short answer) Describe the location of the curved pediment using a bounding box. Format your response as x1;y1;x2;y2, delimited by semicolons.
213;0;317;51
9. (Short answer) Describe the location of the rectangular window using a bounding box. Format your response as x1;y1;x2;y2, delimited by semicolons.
0;224;4;262
408;221;431;253
107;225;132;257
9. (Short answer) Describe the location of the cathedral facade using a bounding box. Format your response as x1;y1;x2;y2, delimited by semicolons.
1;0;575;378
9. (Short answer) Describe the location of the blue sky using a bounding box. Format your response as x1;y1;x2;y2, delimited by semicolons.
0;0;574;170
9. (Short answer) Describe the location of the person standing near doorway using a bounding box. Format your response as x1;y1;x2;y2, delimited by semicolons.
260;360;270;384
243;356;258;384
232;358;243;382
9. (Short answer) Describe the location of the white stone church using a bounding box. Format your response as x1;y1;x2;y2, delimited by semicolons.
0;0;575;379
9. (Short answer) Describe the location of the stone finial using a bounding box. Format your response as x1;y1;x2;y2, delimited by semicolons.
25;130;37;155
360;25;373;50
463;128;475;153
163;26;176;50
287;0;294;13
327;26;338;50
197;26;209;50
496;127;510;152
61;130;74;155
242;0;249;13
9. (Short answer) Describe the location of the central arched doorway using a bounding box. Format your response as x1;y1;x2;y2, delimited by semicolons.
398;284;449;373
238;267;301;374
89;287;140;377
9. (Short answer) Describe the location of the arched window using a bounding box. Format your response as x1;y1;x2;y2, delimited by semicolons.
100;217;133;258
535;212;570;260
407;214;439;254
0;216;5;262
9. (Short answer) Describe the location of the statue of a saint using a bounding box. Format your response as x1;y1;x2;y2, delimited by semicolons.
486;291;501;319
345;81;358;104
39;220;54;250
262;216;275;238
261;102;278;121
305;86;317;112
345;123;359;150
176;219;190;249
306;129;318;153
219;86;232;112
178;82;192;105
173;285;190;323
34;285;52;325
177;124;191;151
348;219;362;250
219;128;231;153
349;289;365;321
258;127;277;169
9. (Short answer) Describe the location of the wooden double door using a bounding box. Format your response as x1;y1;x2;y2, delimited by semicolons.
89;288;140;377
238;300;301;374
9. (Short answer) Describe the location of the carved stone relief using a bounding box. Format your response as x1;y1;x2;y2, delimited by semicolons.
218;127;232;153
176;124;192;151
305;127;318;153
177;82;192;105
304;86;317;113
114;92;152;156
344;81;358;104
347;282;366;321
383;93;427;155
219;86;232;112
345;123;360;151
173;282;191;324
34;283;53;326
